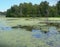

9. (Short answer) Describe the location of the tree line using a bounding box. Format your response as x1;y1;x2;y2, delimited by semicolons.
0;12;6;15
6;1;60;17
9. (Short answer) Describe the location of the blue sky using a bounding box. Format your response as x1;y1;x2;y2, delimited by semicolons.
0;0;59;12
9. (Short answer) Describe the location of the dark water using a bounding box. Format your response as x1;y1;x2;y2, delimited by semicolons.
0;21;12;31
0;20;60;47
32;26;60;47
32;26;58;38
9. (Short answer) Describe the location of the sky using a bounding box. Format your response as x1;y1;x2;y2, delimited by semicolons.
0;0;59;12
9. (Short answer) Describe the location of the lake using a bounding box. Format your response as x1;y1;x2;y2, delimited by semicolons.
0;18;60;47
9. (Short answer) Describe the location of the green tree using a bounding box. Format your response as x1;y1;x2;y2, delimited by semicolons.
6;5;19;17
39;1;49;17
6;1;60;17
49;6;57;17
56;1;60;16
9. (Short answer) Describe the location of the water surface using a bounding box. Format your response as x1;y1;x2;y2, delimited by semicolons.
32;26;60;47
0;18;60;47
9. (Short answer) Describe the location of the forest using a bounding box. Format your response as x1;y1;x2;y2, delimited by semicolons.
6;1;60;17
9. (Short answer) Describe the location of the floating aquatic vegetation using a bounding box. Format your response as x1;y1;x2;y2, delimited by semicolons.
0;18;60;47
31;26;60;47
0;20;12;31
